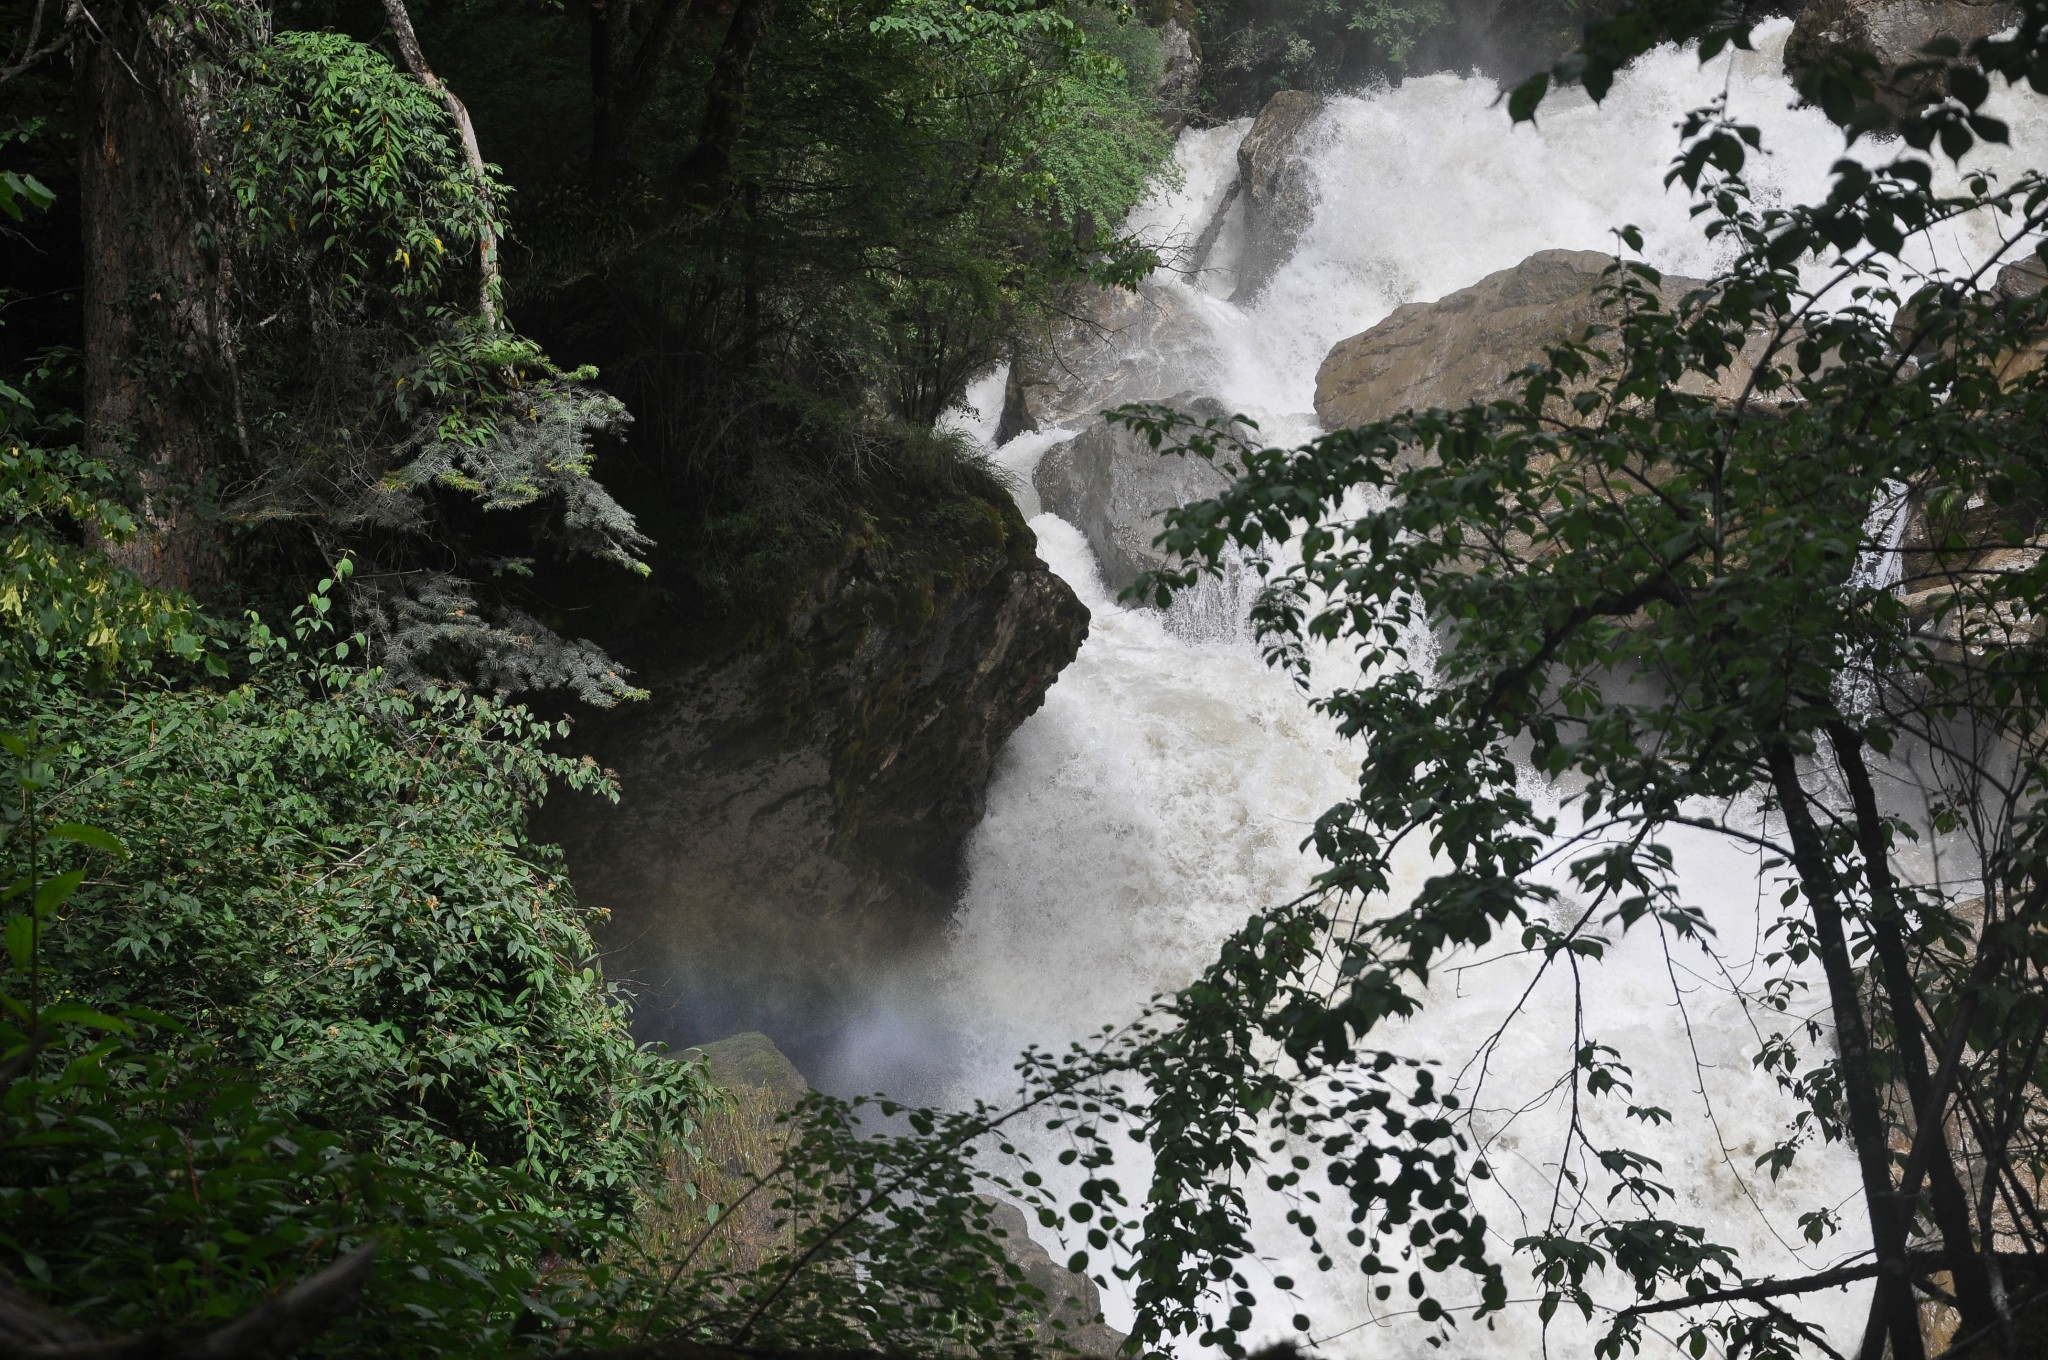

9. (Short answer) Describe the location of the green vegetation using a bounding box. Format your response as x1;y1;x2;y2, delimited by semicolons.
0;422;697;1346
0;0;1176;1346
1193;0;1587;113
18;0;2048;1357
0;438;1067;1357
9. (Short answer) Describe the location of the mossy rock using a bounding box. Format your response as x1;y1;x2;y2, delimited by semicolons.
693;1031;810;1107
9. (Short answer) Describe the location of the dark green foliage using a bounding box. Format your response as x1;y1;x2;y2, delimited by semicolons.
227;29;499;310
7;617;700;1211
1197;0;1594;115
201;23;654;700
0;1047;600;1355
0;438;717;1348
424;0;1175;626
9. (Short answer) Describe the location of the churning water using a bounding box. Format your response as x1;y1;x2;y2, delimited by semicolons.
905;20;2048;1356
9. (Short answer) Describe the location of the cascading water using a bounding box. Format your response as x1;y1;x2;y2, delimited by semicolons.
885;20;2048;1356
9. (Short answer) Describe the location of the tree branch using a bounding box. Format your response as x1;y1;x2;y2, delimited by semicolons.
377;0;499;323
1615;1261;1888;1321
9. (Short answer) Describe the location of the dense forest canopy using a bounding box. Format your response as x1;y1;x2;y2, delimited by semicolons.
11;0;2048;1358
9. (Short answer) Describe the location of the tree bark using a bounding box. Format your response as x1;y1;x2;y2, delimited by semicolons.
673;0;775;206
587;0;695;181
379;0;500;324
77;0;234;592
1763;740;1928;1360
1827;724;2002;1343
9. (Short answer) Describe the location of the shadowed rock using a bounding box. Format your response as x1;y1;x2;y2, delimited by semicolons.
985;1199;1129;1358
1232;89;1325;303
1034;394;1243;599
544;510;1087;1075
1786;0;2017;112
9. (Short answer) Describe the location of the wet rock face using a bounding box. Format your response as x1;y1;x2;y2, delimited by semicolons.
545;507;1087;1071
1314;249;1739;430
1034;393;1242;598
1786;0;2017;110
1233;88;1325;303
1006;280;1210;436
1155;17;1202;132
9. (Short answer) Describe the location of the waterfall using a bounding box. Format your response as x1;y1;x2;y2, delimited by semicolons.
902;20;2048;1357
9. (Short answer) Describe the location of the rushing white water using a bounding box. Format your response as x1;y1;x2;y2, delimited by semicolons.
909;20;2048;1357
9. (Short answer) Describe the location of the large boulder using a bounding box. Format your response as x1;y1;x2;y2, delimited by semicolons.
1313;249;1768;431
1786;0;2017;111
542;498;1087;1073
694;1031;811;1106
1004;280;1213;439
1034;394;1242;597
1233;89;1325;302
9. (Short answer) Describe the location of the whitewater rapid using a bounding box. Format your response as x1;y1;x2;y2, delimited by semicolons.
899;20;2048;1357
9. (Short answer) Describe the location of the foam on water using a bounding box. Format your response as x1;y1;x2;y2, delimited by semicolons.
922;20;2048;1355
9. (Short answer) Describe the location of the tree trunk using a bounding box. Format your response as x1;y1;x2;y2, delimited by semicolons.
674;0;774;205
1763;740;1928;1360
380;0;500;324
588;0;696;182
1828;725;2003;1344
76;0;235;592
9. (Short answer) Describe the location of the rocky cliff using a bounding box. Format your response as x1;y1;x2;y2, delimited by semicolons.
543;483;1087;1070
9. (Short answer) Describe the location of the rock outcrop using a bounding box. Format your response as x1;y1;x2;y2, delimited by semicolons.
998;88;1320;441
985;1199;1128;1357
1034;393;1243;597
1233;89;1325;303
686;1032;1127;1357
1786;0;2017;111
695;1030;811;1105
1313;249;1782;432
545;498;1087;1068
1154;17;1201;132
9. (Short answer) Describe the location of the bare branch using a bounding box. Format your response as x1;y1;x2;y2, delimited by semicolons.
188;1241;379;1359
0;1242;377;1360
0;0;80;88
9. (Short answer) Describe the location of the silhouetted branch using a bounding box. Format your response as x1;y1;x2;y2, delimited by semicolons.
1614;1260;1889;1321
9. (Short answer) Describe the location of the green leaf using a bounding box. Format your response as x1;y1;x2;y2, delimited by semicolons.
5;914;33;972
1507;73;1549;124
34;1002;133;1034
45;824;128;857
33;869;86;920
0;170;55;222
